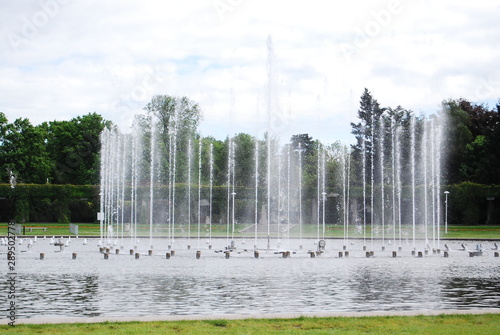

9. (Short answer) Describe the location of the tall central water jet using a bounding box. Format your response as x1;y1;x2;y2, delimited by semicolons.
266;35;274;250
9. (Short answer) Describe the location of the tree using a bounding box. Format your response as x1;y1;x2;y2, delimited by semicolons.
144;95;202;156
0;112;9;174
441;100;473;184
290;133;317;189
460;135;490;183
324;141;344;190
0;112;7;137
384;105;417;186
290;134;315;157
0;116;51;184
350;88;384;185
144;95;202;183
232;133;255;188
45;113;111;185
456;99;500;184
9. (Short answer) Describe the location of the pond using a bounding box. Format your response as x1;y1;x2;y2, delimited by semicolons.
5;237;500;320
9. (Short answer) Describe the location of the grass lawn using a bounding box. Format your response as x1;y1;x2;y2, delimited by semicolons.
281;224;500;240
1;223;499;239
2;314;499;334
443;226;500;239
0;223;101;236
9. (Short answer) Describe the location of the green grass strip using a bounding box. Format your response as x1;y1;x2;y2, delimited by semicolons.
1;223;499;239
2;314;500;335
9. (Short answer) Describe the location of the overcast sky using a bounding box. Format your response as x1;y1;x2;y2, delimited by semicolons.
1;0;499;143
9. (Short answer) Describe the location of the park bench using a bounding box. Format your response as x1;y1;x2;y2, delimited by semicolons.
27;227;47;232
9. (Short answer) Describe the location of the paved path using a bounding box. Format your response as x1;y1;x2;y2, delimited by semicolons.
5;309;499;325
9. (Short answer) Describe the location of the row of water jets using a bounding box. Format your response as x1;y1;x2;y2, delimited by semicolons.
99;110;445;253
1;236;89;251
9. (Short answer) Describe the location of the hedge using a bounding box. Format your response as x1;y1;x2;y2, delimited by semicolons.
0;184;98;223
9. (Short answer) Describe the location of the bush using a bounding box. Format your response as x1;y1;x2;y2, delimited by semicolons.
449;182;500;225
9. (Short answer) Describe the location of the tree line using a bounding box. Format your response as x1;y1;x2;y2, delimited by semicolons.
350;88;500;226
0;91;499;224
0;112;110;185
351;88;500;187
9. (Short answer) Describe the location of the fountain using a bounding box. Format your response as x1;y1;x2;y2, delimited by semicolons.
97;32;449;256
98;107;449;258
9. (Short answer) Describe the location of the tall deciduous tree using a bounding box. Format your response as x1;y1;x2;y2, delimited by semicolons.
232;133;255;188
144;95;201;136
455;99;500;184
0;115;51;184
290;133;317;189
441;100;473;185
144;95;202;183
46;113;111;185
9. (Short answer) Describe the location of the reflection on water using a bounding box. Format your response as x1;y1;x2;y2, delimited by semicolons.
7;238;500;319
16;274;100;318
440;277;500;308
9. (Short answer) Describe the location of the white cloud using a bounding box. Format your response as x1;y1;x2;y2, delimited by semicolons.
0;0;499;143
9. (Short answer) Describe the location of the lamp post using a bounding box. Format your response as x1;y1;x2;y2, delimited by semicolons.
444;191;450;235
